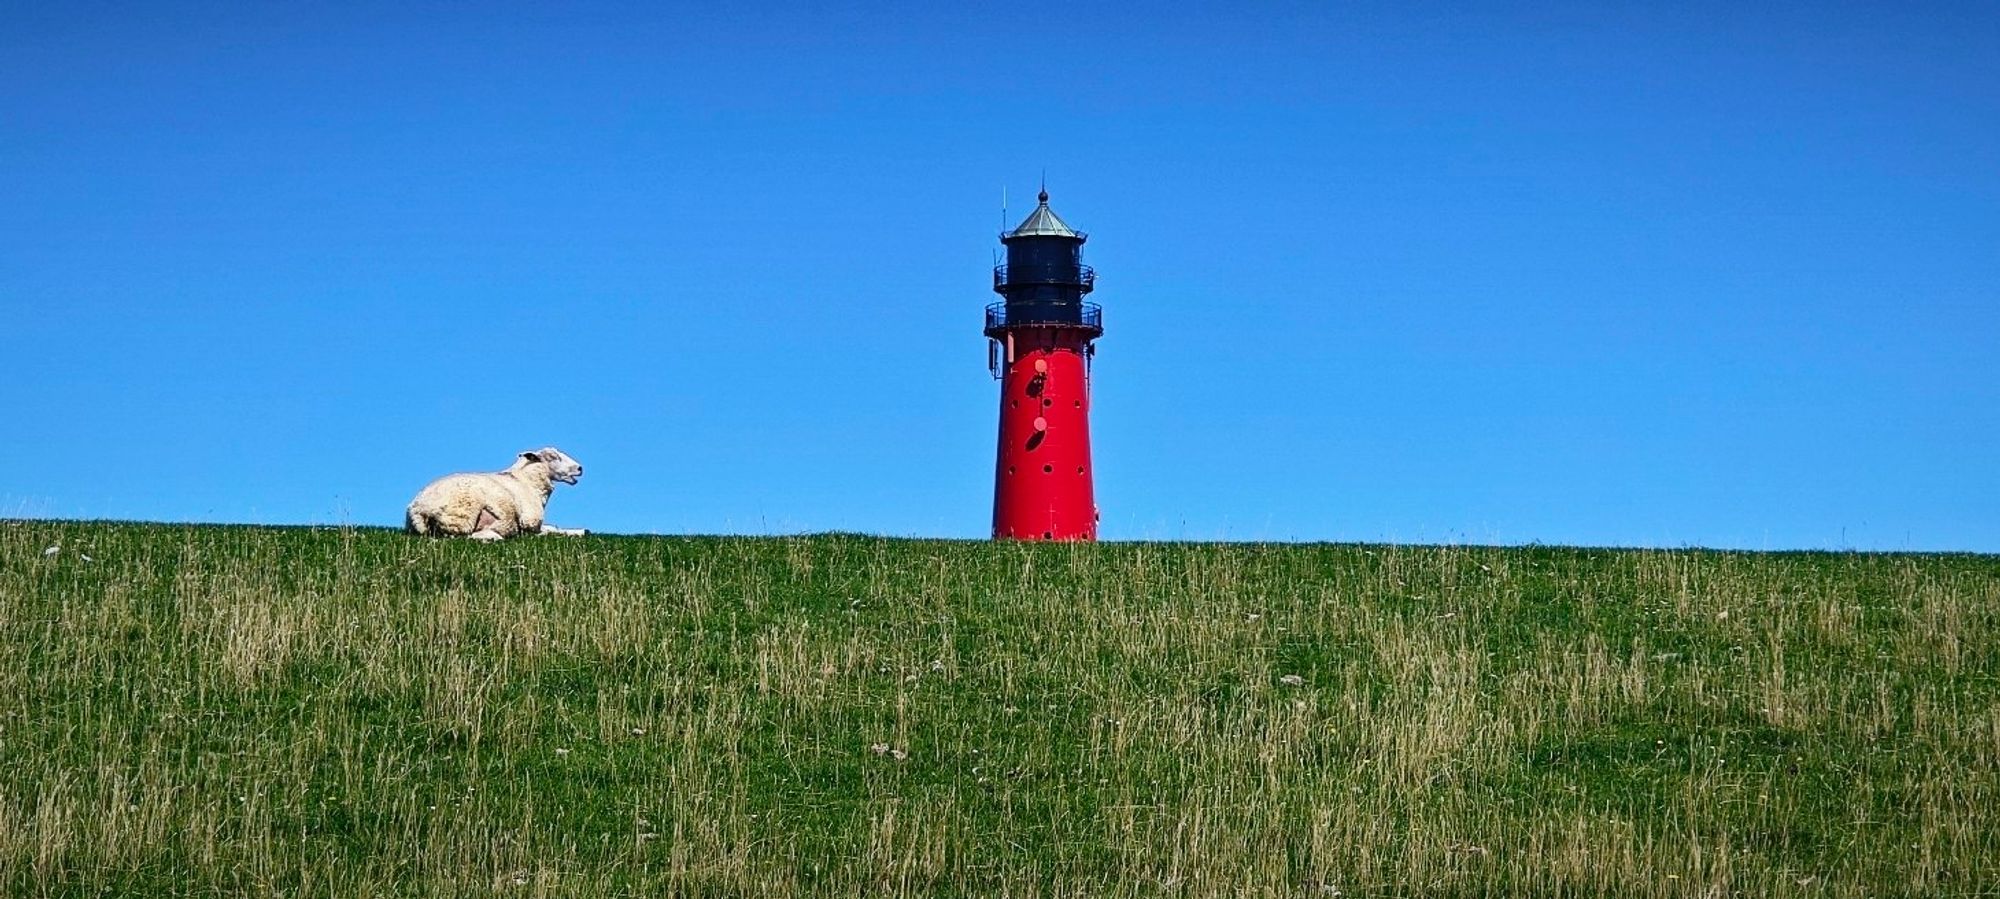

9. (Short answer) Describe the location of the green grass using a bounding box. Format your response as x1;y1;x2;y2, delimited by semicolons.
3;520;1998;897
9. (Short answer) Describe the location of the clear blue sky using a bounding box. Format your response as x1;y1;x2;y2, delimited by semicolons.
5;2;1996;550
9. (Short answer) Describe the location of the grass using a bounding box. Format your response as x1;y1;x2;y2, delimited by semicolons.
3;519;1998;897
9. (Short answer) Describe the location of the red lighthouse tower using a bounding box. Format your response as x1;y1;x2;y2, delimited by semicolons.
985;189;1102;541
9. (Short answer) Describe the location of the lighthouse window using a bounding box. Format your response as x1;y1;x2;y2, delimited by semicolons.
1077;466;1085;474
1043;531;1054;540
1042;398;1052;408
1042;464;1053;474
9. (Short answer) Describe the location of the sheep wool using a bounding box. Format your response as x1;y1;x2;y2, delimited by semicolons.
405;447;587;541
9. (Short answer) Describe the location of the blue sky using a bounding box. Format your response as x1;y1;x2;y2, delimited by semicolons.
5;2;1996;550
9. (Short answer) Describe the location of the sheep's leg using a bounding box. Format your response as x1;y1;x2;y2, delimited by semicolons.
465;507;510;542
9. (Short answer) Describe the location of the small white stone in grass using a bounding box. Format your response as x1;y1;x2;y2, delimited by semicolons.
1279;674;1305;687
42;545;59;557
1717;609;1730;620
629;727;646;736
554;748;570;756
79;553;94;562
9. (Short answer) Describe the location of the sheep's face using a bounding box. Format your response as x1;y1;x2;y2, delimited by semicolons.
530;447;584;485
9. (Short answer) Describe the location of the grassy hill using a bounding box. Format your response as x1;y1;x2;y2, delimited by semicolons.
4;520;1997;897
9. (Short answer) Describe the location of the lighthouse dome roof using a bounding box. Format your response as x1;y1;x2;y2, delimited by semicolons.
1006;190;1083;240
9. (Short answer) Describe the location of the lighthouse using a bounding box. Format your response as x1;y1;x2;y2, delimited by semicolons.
985;189;1102;541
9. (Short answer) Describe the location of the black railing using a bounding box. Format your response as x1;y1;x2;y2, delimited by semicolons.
985;301;1102;335
993;263;1095;292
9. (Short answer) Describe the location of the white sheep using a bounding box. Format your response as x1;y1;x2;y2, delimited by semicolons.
405;447;587;542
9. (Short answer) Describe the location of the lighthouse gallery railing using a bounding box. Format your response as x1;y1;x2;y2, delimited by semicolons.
993;264;1096;291
984;301;1102;333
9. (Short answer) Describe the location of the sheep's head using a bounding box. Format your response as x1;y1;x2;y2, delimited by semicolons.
520;447;584;485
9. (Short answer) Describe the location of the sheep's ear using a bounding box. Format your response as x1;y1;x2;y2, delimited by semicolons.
519;451;544;464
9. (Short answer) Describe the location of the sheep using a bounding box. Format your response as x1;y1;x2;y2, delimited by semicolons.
405;447;587;542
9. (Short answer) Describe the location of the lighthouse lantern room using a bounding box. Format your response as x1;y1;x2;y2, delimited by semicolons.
985;190;1102;541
